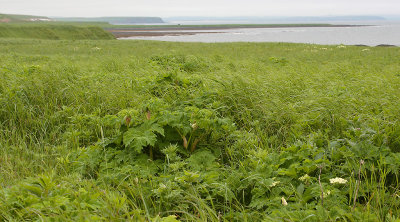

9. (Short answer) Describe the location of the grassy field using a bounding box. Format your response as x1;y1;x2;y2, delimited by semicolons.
0;23;115;40
0;13;49;22
0;38;400;221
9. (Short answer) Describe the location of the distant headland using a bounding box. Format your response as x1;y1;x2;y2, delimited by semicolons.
0;13;164;24
52;17;164;24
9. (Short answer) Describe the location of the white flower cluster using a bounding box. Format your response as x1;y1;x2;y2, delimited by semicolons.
323;190;331;198
191;123;198;130
330;177;348;184
299;174;310;182
270;181;280;187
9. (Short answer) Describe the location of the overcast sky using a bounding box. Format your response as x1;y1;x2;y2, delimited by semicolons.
1;0;399;17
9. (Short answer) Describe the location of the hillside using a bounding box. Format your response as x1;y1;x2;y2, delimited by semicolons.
0;13;51;22
0;24;115;40
54;16;164;24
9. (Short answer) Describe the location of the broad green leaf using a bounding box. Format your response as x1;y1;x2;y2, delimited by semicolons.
123;121;164;153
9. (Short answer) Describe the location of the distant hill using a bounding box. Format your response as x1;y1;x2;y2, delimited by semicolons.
54;17;164;24
0;13;52;22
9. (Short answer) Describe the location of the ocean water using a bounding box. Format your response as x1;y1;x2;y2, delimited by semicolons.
121;21;400;46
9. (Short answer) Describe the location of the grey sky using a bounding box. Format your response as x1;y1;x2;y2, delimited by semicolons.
1;0;399;17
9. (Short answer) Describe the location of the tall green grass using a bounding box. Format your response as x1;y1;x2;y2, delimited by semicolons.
0;39;399;221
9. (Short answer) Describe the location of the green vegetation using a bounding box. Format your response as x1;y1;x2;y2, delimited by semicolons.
0;23;115;40
0;13;50;22
54;16;164;24
0;38;400;221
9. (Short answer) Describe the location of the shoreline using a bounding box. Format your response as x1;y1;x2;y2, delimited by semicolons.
112;31;223;38
106;24;365;38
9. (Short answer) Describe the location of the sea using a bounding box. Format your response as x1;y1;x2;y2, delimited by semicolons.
120;20;400;46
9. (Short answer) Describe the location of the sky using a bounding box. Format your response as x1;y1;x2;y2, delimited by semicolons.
1;0;400;18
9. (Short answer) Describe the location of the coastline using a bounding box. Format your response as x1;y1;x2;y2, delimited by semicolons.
106;24;364;38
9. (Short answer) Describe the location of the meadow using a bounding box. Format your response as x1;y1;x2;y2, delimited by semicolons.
0;37;400;221
0;23;115;40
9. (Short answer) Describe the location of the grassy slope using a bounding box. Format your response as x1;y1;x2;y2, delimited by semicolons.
0;39;399;221
0;23;115;40
54;16;164;23
0;13;49;21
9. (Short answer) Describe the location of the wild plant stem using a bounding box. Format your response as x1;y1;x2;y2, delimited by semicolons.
318;165;324;207
353;159;365;210
149;146;153;160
